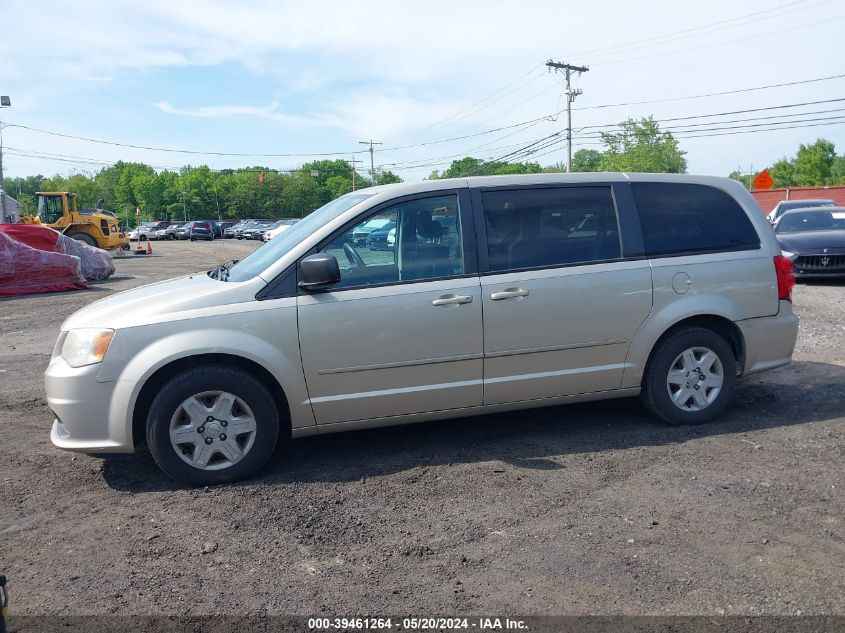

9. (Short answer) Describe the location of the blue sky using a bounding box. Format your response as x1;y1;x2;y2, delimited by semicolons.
1;0;844;182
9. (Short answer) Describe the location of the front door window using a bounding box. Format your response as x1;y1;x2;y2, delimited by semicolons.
322;194;463;289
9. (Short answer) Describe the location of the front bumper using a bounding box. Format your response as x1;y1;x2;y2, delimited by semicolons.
736;301;799;375
46;355;135;454
792;254;845;277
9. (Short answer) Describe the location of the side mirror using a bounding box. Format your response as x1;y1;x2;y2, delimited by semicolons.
299;253;341;291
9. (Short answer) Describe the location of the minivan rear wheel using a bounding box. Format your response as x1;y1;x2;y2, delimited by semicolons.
146;365;280;485
641;327;737;425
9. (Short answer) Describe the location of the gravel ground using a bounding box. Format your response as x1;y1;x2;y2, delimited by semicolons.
1;239;843;617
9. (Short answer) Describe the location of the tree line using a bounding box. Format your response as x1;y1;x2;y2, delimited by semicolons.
8;118;843;225
5;118;685;224
729;138;845;189
5;160;401;225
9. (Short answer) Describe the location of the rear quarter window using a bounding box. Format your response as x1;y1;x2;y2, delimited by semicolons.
631;182;760;257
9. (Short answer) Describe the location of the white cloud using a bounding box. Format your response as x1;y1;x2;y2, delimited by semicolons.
151;100;308;127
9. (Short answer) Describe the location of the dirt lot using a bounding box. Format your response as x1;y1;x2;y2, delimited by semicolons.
1;239;843;617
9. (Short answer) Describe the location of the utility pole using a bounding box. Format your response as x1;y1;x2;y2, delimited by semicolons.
348;157;362;191
545;61;588;173
0;95;10;223
358;139;382;185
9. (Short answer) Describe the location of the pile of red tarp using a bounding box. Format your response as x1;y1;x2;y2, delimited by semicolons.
0;224;115;284
0;231;89;296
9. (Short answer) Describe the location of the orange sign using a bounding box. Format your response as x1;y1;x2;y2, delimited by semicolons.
753;169;774;190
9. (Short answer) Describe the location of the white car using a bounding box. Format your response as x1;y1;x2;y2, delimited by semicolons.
128;225;156;241
262;219;298;242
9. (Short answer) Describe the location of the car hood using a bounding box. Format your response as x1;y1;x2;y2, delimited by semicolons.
777;230;845;253
61;274;256;331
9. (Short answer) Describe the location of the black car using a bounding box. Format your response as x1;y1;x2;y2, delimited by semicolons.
190;220;215;241
216;221;235;239
774;207;845;277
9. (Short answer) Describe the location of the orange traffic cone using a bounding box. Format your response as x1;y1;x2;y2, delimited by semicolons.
135;241;143;252
146;239;153;254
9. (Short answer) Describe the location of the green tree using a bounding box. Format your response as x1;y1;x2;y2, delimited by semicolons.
598;117;687;173
794;138;836;186
728;170;752;189
831;155;845;183
324;175;352;200
434;157;543;179
376;170;402;185
571;149;602;172
769;158;797;187
4;174;45;213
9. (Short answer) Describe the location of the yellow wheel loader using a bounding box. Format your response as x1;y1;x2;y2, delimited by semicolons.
21;192;129;250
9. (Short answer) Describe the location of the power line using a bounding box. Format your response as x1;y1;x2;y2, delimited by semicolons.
563;0;825;60
6;74;844;161
576;97;845;131
3;123;363;158
505;116;845;163
417;70;549;133
573;73;845;112
592;14;845;66
403;65;546;136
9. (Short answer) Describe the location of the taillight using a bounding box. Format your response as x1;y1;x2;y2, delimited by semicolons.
774;255;796;302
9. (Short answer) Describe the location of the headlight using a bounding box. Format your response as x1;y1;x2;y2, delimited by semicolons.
61;328;115;367
780;250;797;260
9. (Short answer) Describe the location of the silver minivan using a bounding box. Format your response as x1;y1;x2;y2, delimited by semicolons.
47;174;799;485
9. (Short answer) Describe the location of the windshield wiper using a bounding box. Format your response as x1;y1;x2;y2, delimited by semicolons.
208;259;239;281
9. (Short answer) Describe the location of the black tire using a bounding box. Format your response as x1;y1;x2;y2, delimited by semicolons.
69;232;97;246
640;326;737;426
168;234;176;241
190;237;196;242
146;365;281;486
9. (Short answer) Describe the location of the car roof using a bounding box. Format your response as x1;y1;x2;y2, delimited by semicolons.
778;198;835;206
780;206;841;215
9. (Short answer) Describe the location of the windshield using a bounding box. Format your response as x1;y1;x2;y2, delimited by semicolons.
226;192;374;282
776;211;840;233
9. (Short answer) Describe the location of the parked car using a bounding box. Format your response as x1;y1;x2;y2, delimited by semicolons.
47;174;799;486
262;219;298;242
242;222;273;240
234;220;270;239
175;222;196;239
190;220;215;241
128;224;157;241
768;198;835;224
773;207;845;278
224;222;245;239
365;220;396;250
352;217;392;245
216;221;236;239
155;222;185;241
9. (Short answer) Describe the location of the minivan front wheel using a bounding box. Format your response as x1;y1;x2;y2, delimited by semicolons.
146;366;280;485
641;327;737;425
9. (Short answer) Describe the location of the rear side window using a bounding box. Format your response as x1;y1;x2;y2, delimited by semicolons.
632;183;760;256
482;186;621;272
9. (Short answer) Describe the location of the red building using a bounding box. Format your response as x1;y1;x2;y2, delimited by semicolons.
750;185;845;214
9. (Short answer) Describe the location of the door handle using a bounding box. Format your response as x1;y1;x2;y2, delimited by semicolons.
432;294;473;306
490;288;530;301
